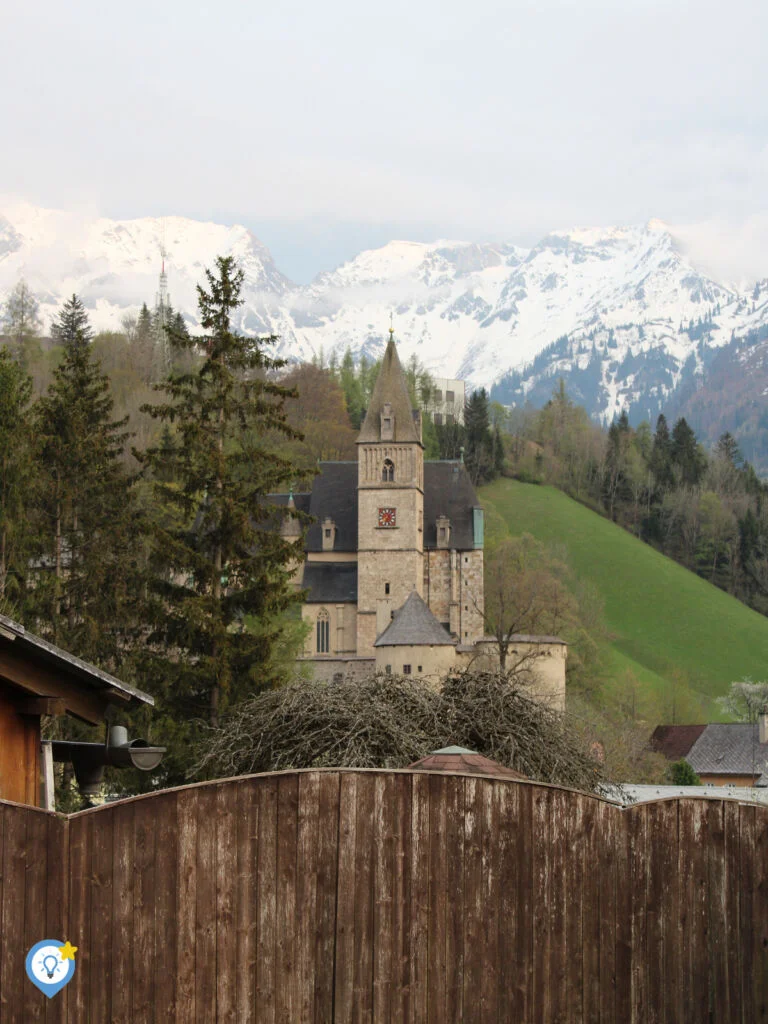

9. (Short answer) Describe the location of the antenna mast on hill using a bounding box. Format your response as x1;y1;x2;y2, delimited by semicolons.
153;219;172;376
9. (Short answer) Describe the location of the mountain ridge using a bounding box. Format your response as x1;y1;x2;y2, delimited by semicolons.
2;203;768;464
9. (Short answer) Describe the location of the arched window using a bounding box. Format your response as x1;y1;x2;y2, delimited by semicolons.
382;458;394;482
316;608;330;654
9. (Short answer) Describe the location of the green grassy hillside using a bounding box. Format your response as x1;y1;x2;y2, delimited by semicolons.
479;479;768;720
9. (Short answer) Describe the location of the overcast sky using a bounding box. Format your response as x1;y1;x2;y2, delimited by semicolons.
3;0;767;282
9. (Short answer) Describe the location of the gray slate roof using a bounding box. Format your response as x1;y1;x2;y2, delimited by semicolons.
374;590;456;647
302;562;358;603
357;337;421;444
271;460;481;553
687;723;768;781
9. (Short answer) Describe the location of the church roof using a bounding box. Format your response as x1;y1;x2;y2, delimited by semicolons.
357;335;421;445
302;562;358;603
270;460;480;553
374;590;456;647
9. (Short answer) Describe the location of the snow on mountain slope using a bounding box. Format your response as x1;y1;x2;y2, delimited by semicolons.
1;203;767;433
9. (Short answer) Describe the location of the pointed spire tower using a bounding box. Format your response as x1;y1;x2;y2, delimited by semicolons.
356;325;425;656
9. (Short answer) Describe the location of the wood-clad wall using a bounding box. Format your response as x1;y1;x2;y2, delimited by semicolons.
0;770;767;1022
0;690;40;806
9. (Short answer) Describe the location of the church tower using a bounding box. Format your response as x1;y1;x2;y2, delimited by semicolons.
356;330;424;656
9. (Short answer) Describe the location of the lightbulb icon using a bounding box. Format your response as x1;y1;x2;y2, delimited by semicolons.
42;955;59;979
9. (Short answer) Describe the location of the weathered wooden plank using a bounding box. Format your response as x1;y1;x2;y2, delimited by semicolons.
462;776;484;1023
275;773;299;1023
175;789;198;1024
1;806;28;1024
739;802;755;1024
236;780;259;1024
531;786;551;1023
257;776;278;1024
313;773;340;1024
678;800;709;1024
628;803;648;1023
495;780;518;1024
410;773;430;1023
21;810;48;1023
614;805;632;1024
194;786;218;1022
153;793;179;1020
563;790;585;1024
597;799;618;1024
88;804;115;1024
548;787;567;1024
479;779;499;1023
295;773;319;1024
373;773;395;1024
515;783;534;1021
722;800;741;1024
752;805;768;1021
706;801;727;1024
352;772;376;1023
45;812;68;1024
391;772;412;1024
334;773;358;1023
662;801;683;1024
426;774;447;1024
581;797;600;1024
216;783;237;1023
67;813;91;1024
111;800;135;1024
132;794;157;1024
646;800;676;1024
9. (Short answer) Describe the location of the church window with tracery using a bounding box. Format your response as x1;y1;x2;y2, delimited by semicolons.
316;609;330;653
382;458;394;482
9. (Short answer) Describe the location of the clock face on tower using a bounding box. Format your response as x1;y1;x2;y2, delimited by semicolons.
378;507;397;528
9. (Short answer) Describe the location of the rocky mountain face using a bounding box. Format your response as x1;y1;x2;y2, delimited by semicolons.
2;203;768;466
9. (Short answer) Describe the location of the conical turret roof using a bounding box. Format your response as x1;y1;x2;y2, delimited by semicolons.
374;590;455;647
357;334;421;444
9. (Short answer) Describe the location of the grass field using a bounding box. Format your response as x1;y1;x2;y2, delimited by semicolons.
479;478;768;720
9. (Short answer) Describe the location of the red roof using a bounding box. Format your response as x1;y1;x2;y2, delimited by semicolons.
650;725;707;760
408;746;527;780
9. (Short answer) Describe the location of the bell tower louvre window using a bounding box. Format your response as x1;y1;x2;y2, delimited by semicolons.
382;459;394;482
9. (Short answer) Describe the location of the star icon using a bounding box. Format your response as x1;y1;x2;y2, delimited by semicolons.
58;941;77;961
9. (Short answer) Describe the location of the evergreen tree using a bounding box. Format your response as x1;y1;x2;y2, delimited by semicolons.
134;303;154;383
138;256;304;770
33;295;141;666
671;417;705;486
492;423;505;477
464;388;495;485
649;414;674;489
714;431;743;467
0;349;34;607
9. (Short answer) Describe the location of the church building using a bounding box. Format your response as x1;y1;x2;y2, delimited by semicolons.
273;333;566;706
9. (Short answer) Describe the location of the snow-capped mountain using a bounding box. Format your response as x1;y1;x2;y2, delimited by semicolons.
2;202;768;451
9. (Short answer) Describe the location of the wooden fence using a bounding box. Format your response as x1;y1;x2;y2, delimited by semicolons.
0;769;766;1022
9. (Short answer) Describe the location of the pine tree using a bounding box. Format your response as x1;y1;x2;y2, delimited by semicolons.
138;256;305;760
649;414;674;490
464;388;494;485
671;417;705;486
0;349;34;607
134;303;154;383
33;295;141;665
714;431;743;467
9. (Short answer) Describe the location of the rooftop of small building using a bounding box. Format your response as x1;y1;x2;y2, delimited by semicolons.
409;745;527;780
374;591;456;647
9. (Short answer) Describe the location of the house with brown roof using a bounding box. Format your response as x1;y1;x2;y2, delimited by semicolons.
652;718;768;787
271;332;567;706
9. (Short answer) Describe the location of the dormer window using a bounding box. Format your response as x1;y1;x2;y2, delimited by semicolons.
382;459;394;482
436;514;451;549
380;402;394;441
321;516;337;552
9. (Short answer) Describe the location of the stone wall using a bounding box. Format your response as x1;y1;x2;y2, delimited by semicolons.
298;656;375;683
302;602;358;658
356;549;424;656
454;638;567;711
374;643;457;689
